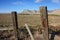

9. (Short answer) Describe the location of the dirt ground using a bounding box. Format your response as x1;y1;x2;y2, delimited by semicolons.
0;29;60;40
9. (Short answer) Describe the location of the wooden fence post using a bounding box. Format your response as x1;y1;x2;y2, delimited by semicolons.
11;12;19;40
40;6;49;40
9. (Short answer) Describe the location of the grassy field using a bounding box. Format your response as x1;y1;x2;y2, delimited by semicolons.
0;14;60;28
0;14;60;40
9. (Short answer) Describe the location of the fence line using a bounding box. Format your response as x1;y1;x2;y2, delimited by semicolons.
11;6;49;40
0;6;49;40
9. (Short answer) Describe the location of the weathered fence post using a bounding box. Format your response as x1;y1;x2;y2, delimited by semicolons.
40;6;49;40
11;12;19;40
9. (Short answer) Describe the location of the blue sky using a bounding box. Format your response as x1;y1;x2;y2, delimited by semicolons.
0;0;60;13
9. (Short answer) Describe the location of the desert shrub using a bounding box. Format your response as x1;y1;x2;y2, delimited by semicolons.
0;24;4;27
0;24;9;27
0;30;14;40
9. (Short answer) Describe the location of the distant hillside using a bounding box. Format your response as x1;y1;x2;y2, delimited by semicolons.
20;9;60;15
0;9;60;15
48;9;60;15
20;9;40;14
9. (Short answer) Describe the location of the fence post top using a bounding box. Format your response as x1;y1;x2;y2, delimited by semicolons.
40;6;47;10
40;6;47;8
11;11;17;13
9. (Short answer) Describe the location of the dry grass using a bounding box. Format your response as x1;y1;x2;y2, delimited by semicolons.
0;14;60;27
0;14;60;40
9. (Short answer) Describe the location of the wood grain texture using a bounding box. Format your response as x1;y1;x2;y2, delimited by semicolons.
40;6;49;40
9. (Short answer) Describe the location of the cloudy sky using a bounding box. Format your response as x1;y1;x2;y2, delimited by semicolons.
0;0;60;13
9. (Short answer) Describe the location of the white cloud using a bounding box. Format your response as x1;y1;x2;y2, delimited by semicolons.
52;0;60;3
12;1;23;5
35;0;43;3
